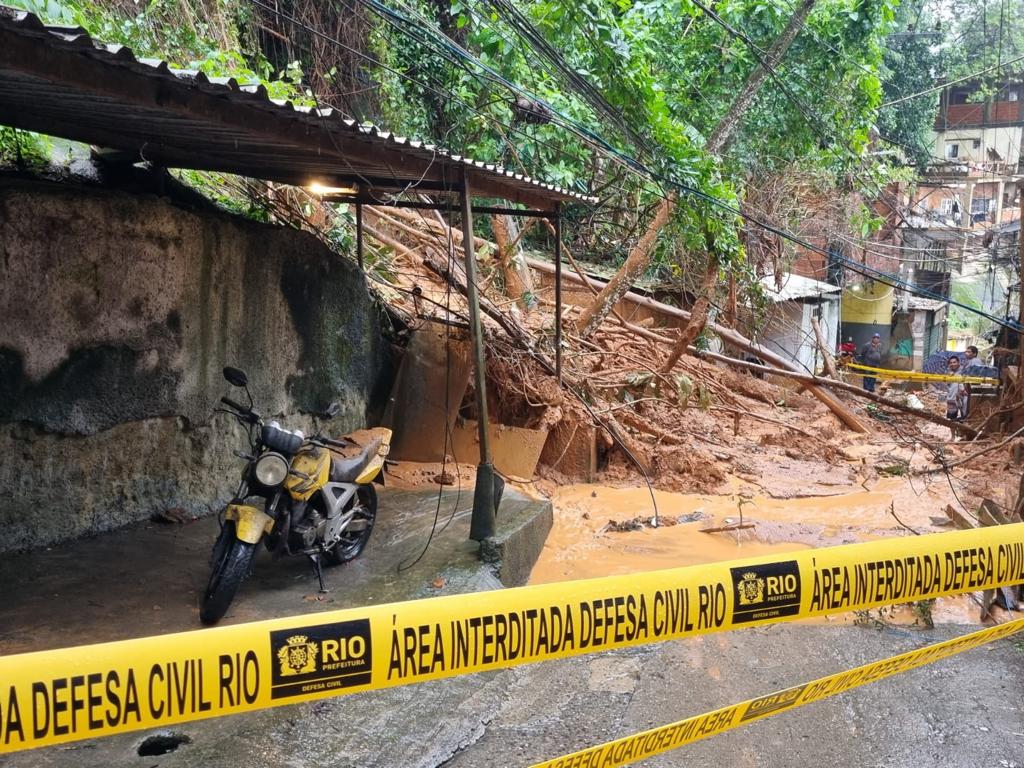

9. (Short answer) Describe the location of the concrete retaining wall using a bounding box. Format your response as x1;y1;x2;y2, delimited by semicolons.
0;177;387;552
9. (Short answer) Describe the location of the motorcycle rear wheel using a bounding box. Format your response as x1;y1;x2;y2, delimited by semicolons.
200;520;256;625
325;485;377;565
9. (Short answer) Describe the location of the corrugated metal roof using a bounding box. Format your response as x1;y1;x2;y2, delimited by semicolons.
759;273;841;303
907;295;947;311
0;5;594;208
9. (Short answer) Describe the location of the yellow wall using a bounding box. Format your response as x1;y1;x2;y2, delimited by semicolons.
841;285;894;324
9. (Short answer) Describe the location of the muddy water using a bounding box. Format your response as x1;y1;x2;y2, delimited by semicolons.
530;480;1010;626
529;484;810;583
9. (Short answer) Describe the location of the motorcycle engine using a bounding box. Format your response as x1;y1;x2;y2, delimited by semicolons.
292;509;324;550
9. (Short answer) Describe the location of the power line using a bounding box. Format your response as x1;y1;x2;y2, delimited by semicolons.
392;0;1022;328
267;0;1023;330
249;0;605;193
483;0;651;153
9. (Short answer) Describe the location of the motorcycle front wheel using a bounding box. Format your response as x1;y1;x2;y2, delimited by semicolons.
325;485;377;565
200;520;256;625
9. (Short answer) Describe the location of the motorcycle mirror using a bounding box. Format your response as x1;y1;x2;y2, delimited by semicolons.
323;401;341;419
223;367;249;388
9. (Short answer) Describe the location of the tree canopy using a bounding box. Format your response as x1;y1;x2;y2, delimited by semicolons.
9;0;906;276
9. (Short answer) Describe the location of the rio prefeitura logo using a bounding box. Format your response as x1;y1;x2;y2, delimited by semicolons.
269;620;372;699
730;561;801;624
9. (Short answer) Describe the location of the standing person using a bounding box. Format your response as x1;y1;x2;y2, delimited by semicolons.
962;345;981;372
946;355;967;437
858;332;884;392
961;345;981;416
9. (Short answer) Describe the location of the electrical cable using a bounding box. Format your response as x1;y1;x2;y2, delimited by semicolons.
881;52;1024;108
263;0;1024;334
397;197;463;572
250;0;603;190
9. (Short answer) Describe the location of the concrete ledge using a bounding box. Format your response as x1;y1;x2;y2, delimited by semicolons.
479;489;553;586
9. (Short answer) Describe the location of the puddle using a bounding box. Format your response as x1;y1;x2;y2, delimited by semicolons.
138;732;192;756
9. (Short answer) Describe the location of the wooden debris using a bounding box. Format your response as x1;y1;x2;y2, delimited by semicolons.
529;258;869;434
696;349;976;438
943;500;1024;619
978;498;1011;527
943;503;977;531
699;523;756;534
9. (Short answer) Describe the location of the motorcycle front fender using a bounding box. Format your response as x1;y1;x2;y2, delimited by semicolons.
224;503;274;544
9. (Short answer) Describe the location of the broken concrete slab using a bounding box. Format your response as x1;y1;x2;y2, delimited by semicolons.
452;419;549;481
540;421;597;481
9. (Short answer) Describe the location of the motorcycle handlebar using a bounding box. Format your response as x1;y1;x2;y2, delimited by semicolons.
220;396;260;424
313;435;355;449
320;436;350;448
220;396;248;413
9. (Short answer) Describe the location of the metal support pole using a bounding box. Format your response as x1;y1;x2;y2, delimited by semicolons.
553;203;563;383
461;171;498;541
1017;187;1024;395
355;201;364;270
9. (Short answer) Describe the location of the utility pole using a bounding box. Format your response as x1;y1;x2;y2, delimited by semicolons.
460;169;498;541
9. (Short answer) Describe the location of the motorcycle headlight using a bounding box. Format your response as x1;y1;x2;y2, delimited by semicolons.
254;453;289;487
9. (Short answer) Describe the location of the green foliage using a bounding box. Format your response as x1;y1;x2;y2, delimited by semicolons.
851;203;884;238
876;0;945;168
943;0;1024;84
173;169;271;221
368;0;899;281
0;128;51;168
949;280;989;336
7;0;904;307
7;0;311;104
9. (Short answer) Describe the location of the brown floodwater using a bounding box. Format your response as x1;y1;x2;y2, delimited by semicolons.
529;479;1018;626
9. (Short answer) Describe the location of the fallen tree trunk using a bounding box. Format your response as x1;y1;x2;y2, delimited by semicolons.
695;349;977;438
419;250;558;377
572;0;818;340
810;316;838;378
704;0;818;153
529;258;868;433
492;214;534;307
575;195;676;339
658;255;719;377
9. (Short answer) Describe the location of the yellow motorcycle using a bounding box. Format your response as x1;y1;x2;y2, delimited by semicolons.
200;366;391;625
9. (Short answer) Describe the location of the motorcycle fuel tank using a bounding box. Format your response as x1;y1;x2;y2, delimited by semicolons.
285;446;330;501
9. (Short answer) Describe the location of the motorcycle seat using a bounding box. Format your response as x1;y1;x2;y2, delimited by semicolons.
330;437;382;483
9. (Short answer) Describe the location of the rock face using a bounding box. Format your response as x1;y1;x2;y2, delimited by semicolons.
0;177;388;552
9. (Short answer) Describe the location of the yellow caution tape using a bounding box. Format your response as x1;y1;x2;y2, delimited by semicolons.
533;617;1024;768
847;363;999;385
2;525;1024;753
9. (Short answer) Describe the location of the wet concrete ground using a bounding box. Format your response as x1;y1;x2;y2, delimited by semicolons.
1;486;1023;767
0;487;513;655
445;624;1024;768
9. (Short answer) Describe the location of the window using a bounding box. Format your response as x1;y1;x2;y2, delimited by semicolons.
947;143;959;159
940;198;955;215
971;197;993;214
973;139;982;149
920;243;948;273
1011;91;1020;102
